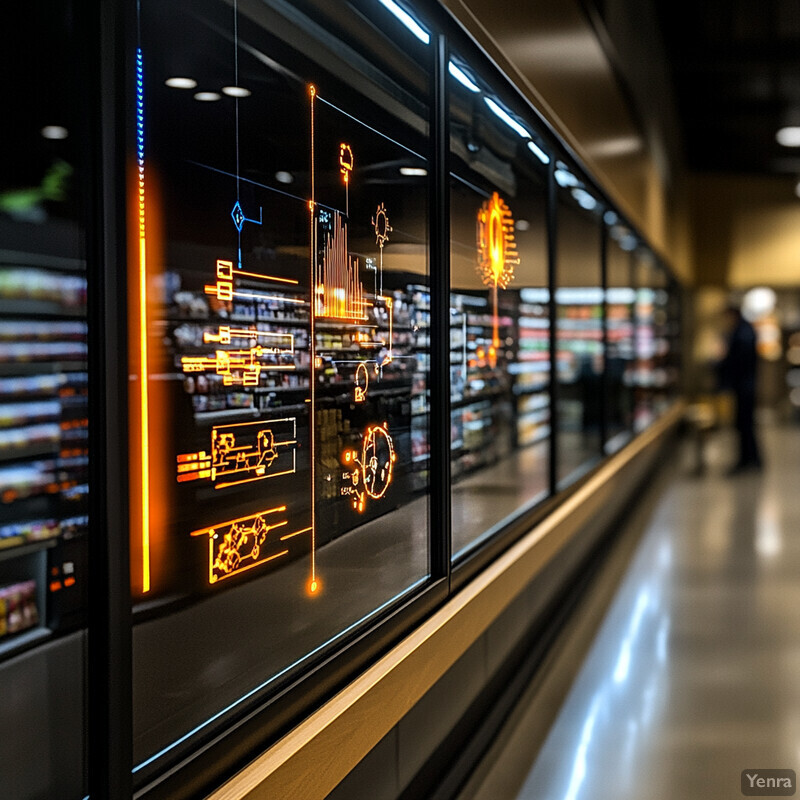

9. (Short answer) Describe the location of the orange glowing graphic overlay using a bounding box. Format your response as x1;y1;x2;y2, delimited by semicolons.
180;259;297;385
341;422;396;513
309;84;319;594
339;143;353;183
203;259;304;305
316;212;368;321
354;362;369;403
191;506;309;584
340;142;353;216
477;191;519;366
181;347;294;387
373;202;391;249
176;417;297;489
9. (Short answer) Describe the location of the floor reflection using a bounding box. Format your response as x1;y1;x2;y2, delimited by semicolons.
475;424;800;800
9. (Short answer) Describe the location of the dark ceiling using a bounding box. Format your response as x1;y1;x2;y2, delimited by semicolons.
653;0;800;175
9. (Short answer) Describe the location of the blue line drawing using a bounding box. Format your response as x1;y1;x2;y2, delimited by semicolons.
231;199;263;269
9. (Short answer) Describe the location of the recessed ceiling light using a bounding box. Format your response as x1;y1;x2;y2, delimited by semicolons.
41;125;68;140
515;219;530;231
399;167;427;176
194;92;221;102
275;171;294;184
165;77;197;89
777;126;800;147
222;85;251;98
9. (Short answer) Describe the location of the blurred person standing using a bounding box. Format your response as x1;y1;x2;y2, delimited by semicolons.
718;304;762;472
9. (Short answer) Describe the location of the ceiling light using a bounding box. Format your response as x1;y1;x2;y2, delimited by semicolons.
399;166;427;176
554;168;579;188
587;136;642;158
194;92;221;102
777;126;800;147
41;125;68;140
572;187;597;211
515;219;531;231
377;0;430;44
795;180;800;198
448;61;480;93
275;171;294;184
527;140;550;165
741;287;776;322
165;77;197;89
603;210;618;225
222;85;251;97
484;97;531;138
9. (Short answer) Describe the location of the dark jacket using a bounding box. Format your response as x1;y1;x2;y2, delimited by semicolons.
718;317;757;397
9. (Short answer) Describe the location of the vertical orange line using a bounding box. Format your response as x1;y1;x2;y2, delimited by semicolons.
137;48;151;594
140;216;150;593
308;85;318;593
492;283;499;351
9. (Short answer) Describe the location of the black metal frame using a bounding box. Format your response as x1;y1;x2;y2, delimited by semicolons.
73;0;687;796
87;0;133;797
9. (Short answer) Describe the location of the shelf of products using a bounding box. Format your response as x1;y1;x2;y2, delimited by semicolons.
449;291;515;478
515;288;551;447
0;259;89;658
556;287;604;438
448;288;552;479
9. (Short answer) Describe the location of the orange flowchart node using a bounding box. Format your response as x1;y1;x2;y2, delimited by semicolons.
191;506;292;584
181;347;295;386
177;417;297;489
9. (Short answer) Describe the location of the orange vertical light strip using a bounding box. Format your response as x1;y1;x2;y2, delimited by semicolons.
308;85;319;595
137;48;151;593
139;213;151;594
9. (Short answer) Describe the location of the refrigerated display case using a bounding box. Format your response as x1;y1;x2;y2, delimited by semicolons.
448;45;551;559
129;0;432;774
605;226;636;451
555;172;604;486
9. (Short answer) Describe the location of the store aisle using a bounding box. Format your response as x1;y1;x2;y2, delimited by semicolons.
469;424;800;800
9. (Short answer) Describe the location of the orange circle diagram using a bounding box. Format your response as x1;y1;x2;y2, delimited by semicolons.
362;424;395;500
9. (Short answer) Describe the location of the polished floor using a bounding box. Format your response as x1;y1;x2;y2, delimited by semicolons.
471;423;800;800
